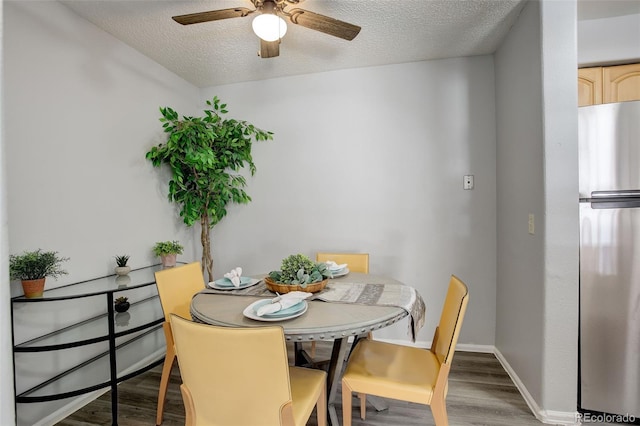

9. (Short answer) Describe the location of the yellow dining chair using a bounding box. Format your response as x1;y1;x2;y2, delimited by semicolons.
170;314;327;426
341;275;469;426
310;252;370;361
316;252;369;274
154;261;206;425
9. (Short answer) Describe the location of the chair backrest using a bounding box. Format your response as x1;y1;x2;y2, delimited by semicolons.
154;262;205;322
432;275;469;365
170;315;294;426
316;252;369;273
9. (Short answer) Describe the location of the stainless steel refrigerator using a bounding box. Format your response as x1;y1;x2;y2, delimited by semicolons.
579;100;640;419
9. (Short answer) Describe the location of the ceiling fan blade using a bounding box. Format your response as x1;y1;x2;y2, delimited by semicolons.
172;8;253;25
259;39;280;58
287;8;361;41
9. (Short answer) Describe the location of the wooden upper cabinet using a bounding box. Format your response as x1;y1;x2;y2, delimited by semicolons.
603;63;640;103
578;67;603;107
579;63;640;106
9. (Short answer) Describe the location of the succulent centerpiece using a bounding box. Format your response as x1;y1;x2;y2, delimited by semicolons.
266;254;332;293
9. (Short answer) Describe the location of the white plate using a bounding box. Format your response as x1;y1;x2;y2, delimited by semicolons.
331;267;350;278
327;263;348;271
243;299;308;322
207;277;259;290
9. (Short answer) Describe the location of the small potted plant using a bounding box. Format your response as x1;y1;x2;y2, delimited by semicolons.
153;240;184;267
9;249;69;298
114;296;130;313
266;253;332;294
114;254;131;276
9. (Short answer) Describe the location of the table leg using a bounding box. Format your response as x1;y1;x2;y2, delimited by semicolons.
293;342;313;366
326;337;350;426
348;335;388;413
366;395;389;412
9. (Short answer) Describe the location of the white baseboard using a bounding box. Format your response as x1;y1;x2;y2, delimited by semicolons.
371;338;494;354
493;348;580;426
456;343;495;353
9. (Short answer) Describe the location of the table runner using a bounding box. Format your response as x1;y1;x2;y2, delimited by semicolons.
316;282;426;342
199;278;426;341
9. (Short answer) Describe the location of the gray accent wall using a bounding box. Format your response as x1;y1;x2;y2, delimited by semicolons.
495;0;546;407
495;0;579;417
201;57;498;346
0;1;16;425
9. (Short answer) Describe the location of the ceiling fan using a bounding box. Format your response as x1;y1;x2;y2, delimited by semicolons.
172;0;361;58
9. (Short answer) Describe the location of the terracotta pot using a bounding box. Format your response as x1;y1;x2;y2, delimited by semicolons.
160;254;177;268
21;278;46;298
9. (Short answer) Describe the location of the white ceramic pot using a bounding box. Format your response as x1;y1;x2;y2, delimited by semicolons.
115;266;131;276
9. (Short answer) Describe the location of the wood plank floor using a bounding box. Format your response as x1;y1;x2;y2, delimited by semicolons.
54;344;611;426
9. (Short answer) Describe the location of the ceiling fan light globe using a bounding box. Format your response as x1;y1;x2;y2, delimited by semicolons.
252;14;287;42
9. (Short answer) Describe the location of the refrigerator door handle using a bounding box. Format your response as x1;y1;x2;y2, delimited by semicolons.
587;198;640;209
583;190;640;209
591;190;640;198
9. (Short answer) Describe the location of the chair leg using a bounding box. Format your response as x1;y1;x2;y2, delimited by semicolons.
155;346;176;425
358;393;367;419
316;380;327;426
342;381;353;426
310;341;317;358
431;363;450;426
180;384;195;426
430;396;449;426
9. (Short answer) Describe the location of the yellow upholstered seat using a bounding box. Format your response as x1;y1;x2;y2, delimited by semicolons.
316;252;369;274
170;315;327;426
341;275;469;426
154;262;206;425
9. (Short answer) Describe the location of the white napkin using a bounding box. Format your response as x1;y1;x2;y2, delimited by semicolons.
223;267;243;288
325;261;348;272
256;291;313;316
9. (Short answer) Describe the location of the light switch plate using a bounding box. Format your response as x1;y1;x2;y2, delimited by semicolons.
463;175;474;190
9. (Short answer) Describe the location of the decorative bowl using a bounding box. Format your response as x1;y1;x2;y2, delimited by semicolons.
264;276;328;294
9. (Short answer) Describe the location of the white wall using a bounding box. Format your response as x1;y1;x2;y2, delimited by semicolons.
578;13;640;66
0;1;17;424
495;0;579;422
539;0;579;414
3;1;201;424
4;1;200;292
495;0;545;406
201;56;498;346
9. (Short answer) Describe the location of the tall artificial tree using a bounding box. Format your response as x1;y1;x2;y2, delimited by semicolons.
146;97;272;281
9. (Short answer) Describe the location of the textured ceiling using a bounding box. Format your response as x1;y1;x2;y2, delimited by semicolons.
59;0;639;89
59;0;527;88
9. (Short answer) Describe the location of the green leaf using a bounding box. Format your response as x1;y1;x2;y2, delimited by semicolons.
145;96;273;246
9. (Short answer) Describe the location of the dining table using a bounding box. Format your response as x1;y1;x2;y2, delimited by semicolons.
190;271;426;426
